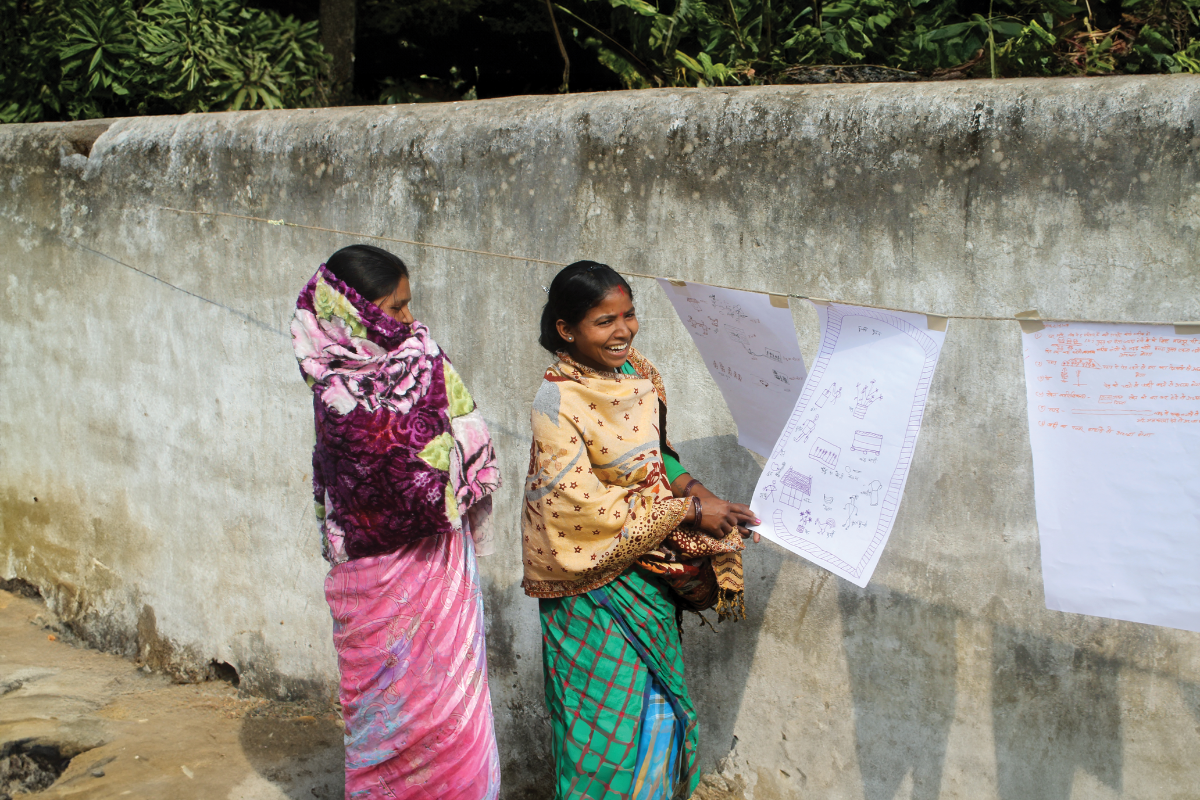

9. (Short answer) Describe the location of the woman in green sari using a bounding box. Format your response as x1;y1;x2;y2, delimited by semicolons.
522;262;759;799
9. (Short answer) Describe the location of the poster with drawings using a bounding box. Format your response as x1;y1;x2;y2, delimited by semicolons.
1022;321;1200;632
657;279;808;457
751;302;946;587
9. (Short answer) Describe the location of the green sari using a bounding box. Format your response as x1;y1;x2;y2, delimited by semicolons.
539;566;699;800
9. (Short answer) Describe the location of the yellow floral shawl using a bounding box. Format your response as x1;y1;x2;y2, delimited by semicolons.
521;349;693;598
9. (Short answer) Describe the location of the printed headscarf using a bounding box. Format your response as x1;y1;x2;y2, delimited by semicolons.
292;264;501;563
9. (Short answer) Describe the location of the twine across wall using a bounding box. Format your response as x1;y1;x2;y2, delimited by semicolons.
157;206;1199;330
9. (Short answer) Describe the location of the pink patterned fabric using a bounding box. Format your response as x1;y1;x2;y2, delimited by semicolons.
291;264;501;562
294;263;502;797
326;522;501;800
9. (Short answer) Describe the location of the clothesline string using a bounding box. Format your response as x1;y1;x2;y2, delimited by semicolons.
158;206;573;268
157;206;1190;328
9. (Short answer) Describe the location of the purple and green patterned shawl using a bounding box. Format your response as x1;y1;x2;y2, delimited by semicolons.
291;264;501;564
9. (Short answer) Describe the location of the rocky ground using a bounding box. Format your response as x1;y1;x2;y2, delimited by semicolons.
0;588;345;800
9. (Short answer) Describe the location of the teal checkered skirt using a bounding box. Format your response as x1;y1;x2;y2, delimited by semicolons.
539;567;699;800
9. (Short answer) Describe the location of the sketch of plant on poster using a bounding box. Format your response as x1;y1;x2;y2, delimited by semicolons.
751;303;946;587
657;279;808;457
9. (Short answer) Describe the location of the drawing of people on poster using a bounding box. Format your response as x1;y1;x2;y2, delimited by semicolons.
751;302;946;587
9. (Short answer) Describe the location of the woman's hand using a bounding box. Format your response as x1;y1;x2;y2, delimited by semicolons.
696;496;760;541
674;474;761;542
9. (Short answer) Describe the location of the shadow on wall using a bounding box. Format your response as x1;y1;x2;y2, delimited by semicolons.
839;585;958;800
1181;679;1200;727
673;435;777;773
239;715;345;799
483;582;556;800
231;635;346;798
991;624;1122;800
839;585;1123;800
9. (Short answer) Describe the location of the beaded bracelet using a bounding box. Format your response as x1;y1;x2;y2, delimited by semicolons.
682;478;702;497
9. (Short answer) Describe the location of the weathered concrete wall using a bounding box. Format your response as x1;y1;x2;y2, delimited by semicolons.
3;76;1200;799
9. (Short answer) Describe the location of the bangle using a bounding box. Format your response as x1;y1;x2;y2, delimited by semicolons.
691;496;703;531
682;478;701;497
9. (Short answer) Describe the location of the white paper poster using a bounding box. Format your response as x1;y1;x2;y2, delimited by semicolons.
751;303;946;587
1022;321;1200;632
656;279;808;456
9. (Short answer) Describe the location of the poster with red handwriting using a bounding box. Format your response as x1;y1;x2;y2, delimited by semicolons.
1023;322;1200;632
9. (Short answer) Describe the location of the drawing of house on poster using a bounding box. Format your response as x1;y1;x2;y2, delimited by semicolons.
752;302;946;587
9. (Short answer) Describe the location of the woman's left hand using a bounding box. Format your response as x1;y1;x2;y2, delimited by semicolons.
673;475;760;542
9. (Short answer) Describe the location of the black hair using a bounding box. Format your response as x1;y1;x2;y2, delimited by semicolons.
538;261;633;354
325;244;409;302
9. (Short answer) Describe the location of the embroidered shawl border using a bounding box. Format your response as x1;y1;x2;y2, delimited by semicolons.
522;349;690;598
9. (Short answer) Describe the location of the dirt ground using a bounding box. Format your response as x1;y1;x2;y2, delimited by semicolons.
0;586;754;800
0;589;345;800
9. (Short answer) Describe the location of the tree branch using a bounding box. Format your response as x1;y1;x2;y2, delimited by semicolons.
545;0;571;93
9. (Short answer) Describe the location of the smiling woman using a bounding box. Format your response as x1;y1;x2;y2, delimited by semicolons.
556;282;638;369
525;261;760;800
540;260;639;371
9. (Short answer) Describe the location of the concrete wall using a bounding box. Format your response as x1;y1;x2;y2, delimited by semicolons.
3;76;1200;799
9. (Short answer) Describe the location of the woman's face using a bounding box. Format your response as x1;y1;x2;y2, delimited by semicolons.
557;285;639;372
373;276;413;324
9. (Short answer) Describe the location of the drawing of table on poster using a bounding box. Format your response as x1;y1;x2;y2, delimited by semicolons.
656;279;808;457
751;302;946;587
1022;322;1200;632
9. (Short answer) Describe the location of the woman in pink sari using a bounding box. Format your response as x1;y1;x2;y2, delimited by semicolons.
291;244;502;799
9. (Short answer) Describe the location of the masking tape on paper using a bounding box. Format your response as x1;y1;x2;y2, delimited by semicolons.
769;294;790;309
1015;309;1044;333
925;314;948;332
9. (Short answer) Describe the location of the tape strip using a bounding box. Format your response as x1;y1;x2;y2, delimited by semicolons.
1015;309;1044;333
668;279;687;287
1175;322;1200;335
769;294;790;309
926;314;948;332
808;297;831;306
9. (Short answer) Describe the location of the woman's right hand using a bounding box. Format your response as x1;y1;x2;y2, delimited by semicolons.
686;496;759;539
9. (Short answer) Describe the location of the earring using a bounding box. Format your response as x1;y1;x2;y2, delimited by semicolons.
568;337;573;341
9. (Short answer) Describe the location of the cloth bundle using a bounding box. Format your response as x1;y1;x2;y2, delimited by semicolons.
636;525;745;621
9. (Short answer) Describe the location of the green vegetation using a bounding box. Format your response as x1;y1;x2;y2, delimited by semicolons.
3;0;1199;122
0;0;329;123
559;0;1200;87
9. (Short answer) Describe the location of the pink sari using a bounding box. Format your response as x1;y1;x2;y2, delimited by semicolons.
294;266;501;797
326;521;501;799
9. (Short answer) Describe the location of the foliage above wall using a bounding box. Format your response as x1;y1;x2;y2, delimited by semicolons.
0;0;330;123
3;0;1199;122
559;0;1200;88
